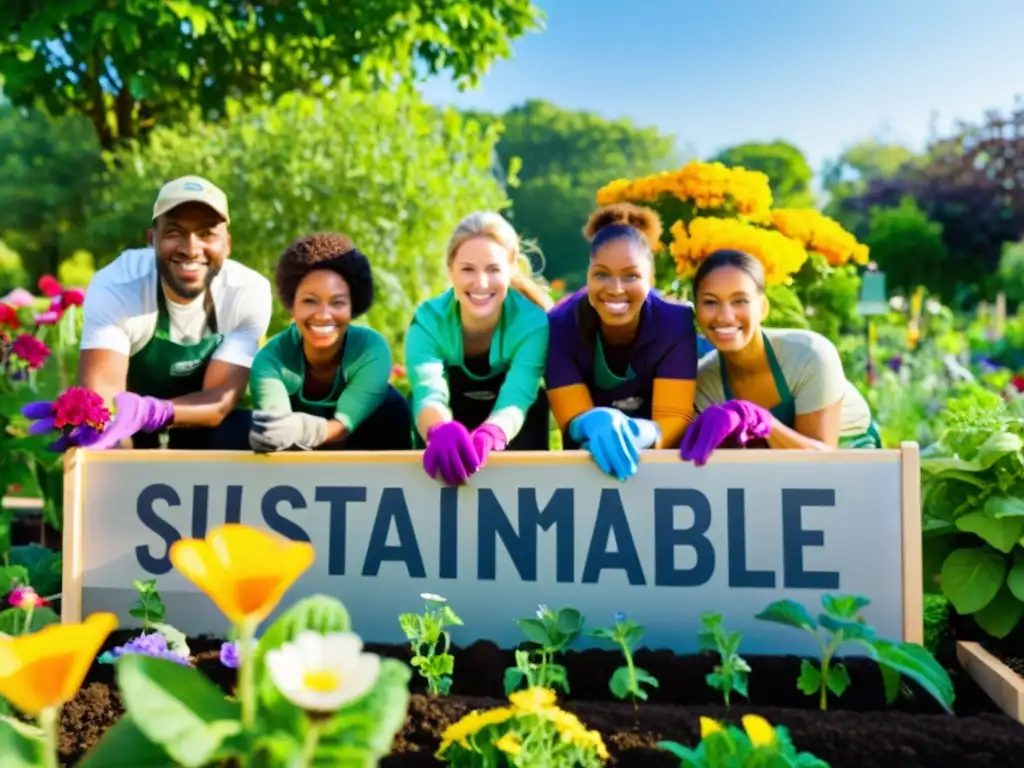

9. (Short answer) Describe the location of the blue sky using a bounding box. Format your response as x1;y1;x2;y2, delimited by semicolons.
420;0;1024;181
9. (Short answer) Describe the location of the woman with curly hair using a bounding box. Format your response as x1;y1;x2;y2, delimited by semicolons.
405;211;553;486
247;232;412;452
545;203;699;481
680;249;879;464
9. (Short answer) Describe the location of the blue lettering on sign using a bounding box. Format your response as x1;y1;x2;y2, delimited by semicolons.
132;483;841;589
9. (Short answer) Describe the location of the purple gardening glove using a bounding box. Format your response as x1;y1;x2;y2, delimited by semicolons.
721;400;773;444
470;423;508;469
423;421;481;486
679;404;744;466
25;392;174;452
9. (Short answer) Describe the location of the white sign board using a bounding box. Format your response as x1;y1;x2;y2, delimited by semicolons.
62;448;921;656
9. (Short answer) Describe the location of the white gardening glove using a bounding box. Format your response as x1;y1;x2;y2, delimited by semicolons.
249;411;329;452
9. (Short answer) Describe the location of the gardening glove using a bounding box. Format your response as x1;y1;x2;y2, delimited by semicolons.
24;392;174;451
680;403;748;466
249;411;329;452
21;400;92;452
569;407;651;481
721;400;773;445
423;421;480;486
469;423;508;468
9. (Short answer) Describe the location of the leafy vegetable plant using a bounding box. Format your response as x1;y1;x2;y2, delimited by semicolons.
755;594;955;712
504;604;584;696
398;592;463;695
921;392;1024;638
697;612;749;706
589;611;658;707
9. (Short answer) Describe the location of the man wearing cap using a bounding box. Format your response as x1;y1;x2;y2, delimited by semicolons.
45;175;271;450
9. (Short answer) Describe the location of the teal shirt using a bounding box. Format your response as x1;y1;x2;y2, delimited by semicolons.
250;323;392;432
404;288;549;440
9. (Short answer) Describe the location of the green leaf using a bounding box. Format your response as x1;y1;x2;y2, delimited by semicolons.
0;717;44;768
554;607;584;635
972;584;1024;639
796;659;821;695
940;546;1007;614
821;594;870;619
985;496;1024;518
825;663;850;696
869;641;955;712
503;666;525;696
77;715;175;768
635;668;659;688
609;665;632;699
0;606;60;635
1006;549;1024;602
0;566;29;595
879;663;902;705
754;599;818;631
316;659;411;759
116;655;241;768
514;617;551;646
818;614;877;642
956;511;1024;553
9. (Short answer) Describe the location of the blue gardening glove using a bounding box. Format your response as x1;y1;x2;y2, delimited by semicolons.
569;407;657;481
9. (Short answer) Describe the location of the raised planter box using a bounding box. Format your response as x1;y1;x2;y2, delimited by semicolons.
957;641;1024;725
57;632;1024;768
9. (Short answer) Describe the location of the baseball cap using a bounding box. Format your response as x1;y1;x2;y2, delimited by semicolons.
152;176;230;223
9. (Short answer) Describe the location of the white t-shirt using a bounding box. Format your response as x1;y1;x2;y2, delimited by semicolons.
80;248;272;369
696;327;872;438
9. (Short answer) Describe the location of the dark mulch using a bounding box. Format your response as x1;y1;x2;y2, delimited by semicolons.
56;629;1024;768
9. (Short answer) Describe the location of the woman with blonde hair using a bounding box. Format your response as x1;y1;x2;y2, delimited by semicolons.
405;211;553;486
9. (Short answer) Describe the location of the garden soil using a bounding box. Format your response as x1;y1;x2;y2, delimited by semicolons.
57;630;1024;768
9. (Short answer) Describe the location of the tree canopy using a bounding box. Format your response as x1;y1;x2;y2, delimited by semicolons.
0;0;543;149
712;141;815;208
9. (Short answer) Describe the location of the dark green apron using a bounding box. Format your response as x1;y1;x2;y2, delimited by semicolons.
127;288;223;449
719;331;881;449
291;349;347;419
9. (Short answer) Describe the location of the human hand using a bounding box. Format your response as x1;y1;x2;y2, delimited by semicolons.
721;400;773;445
25;392;174;452
570;407;642;481
469;423;508;468
423;421;480;486
249;411;329;452
679;404;744;466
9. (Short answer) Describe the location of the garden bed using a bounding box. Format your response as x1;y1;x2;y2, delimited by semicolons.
58;631;1024;768
950;612;1024;725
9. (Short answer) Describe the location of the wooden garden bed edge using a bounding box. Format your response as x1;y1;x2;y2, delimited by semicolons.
957;641;1024;724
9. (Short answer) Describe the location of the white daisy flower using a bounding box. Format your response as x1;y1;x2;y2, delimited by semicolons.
420;593;447;603
265;631;381;713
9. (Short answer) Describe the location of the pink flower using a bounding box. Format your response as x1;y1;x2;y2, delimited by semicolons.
54;387;111;431
34;310;62;326
11;333;50;369
1;288;34;308
390;363;406;379
0;303;18;330
37;275;62;298
9;587;48;609
61;289;85;308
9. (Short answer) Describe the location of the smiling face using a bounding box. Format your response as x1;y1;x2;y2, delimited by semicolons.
448;236;511;324
291;269;351;352
694;265;769;353
586;238;652;328
151;202;231;301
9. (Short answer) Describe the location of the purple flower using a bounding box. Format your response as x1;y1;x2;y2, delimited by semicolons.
887;355;902;373
100;632;192;666
219;641;240;669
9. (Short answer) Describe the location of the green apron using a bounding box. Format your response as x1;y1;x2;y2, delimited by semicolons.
291;351;347;419
126;287;224;400
720;331;881;449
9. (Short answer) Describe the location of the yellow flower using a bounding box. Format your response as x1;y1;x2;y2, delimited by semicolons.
670;217;809;285
770;209;869;267
436;706;514;754
700;716;724;738
495;732;522;755
509;686;558;712
169;523;315;626
741;714;776;747
0;612;117;717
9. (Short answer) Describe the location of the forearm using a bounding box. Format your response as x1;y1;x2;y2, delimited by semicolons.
416;404;450;441
169;388;241;429
653;414;692;449
766;418;836;450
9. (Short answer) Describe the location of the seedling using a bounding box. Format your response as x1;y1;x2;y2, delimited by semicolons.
129;578;166;629
505;604;584;695
589;611;658;708
398;592;463;695
697;612;750;706
755;594;955;712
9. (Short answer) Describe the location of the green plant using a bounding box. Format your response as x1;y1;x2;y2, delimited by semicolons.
697;612;749;706
398;592;463;696
921;393;1024;638
504;604;584;696
755;594;955;712
588;611;658;707
129;578;166;629
659;713;829;768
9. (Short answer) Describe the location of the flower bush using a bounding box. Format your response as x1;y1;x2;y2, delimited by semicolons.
659;713;829;767
595;160;869;334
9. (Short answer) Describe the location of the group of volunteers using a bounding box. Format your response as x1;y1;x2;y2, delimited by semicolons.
26;175;880;485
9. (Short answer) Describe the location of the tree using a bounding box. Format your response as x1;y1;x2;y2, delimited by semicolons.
712;141;815;207
998;239;1024;307
0;0;544;150
481;100;679;287
85;83;508;356
862;196;949;297
820;138;923;231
